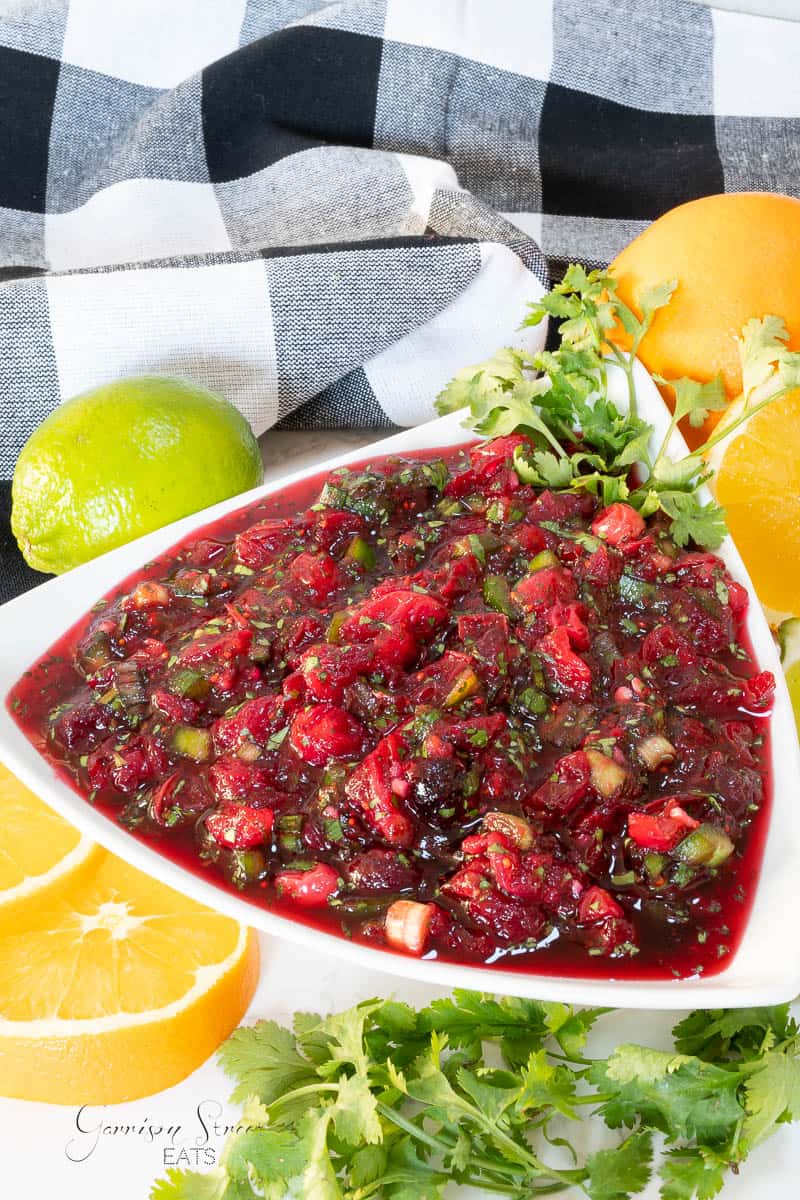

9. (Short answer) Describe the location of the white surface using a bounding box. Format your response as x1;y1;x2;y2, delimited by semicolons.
46;179;232;272
384;0;554;81
712;6;800;116
46;259;279;435
1;425;799;1198
1;365;799;1009
61;0;247;88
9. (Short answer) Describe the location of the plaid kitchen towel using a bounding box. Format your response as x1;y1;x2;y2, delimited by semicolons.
1;0;799;602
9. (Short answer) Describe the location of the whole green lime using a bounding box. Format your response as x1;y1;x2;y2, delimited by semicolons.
12;376;263;574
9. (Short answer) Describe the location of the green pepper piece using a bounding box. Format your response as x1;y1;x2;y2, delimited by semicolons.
644;852;666;880
443;667;481;708
483;574;517;617
169;668;211;700
326;610;348;644
674;824;734;868
170;725;213;762
230;848;267;889
344;535;376;569
529;549;558;571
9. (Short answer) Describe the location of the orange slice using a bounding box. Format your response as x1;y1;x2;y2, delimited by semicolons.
0;849;259;1103
0;761;97;915
708;389;800;618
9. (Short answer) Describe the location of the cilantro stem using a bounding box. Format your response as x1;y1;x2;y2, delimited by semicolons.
607;344;638;420
694;387;789;458
264;1080;339;1113
375;1101;536;1190
535;418;572;462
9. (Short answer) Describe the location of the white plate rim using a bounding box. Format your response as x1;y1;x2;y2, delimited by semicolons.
1;360;799;1009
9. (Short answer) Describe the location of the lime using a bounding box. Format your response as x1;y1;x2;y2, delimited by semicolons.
12;376;263;574
778;617;800;734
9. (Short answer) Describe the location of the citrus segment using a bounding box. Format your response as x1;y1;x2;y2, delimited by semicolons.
0;850;259;1103
0;761;97;912
610;192;800;446
709;390;800;615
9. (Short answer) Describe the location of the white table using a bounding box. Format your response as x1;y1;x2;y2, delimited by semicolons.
1;431;797;1199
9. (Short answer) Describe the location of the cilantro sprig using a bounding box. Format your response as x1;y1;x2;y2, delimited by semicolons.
436;265;800;549
151;991;800;1200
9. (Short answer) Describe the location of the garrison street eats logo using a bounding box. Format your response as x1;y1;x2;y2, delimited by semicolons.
65;1100;266;1169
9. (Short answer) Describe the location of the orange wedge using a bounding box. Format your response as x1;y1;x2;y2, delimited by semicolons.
0;761;98;915
708;389;800;619
0;825;258;1103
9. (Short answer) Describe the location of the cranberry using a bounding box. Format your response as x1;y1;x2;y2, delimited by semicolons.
344;733;415;847
582;915;637;954
298;643;372;704
87;734;168;795
579;886;624;924
579;543;622;586
312;509;365;553
287;551;341;604
206;803;274;849
641;624;696;668
275;862;339;906
208;756;279;803
744;670;775;712
512;566;576;611
627;805;699;852
341;589;449;644
149;771;209;827
213;696;292;755
54;701;109;751
537;626;593;701
235;518;300;568
545;602;590;650
289;704;366;766
178;627;252;667
591;502;646;546
347;848;420;892
466;890;545;944
469;434;531;475
527;750;591;814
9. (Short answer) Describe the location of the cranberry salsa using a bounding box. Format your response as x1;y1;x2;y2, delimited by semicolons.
8;436;775;979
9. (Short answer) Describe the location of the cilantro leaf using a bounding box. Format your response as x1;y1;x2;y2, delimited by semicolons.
592;1048;742;1143
331;1072;382;1145
420;990;549;1049
152;991;800;1200
659;1148;726;1200
383;1137;448;1200
542;1001;609;1058
435;347;532;415
673;1005;796;1060
514;445;575;488
517;1048;578;1119
657;492;727;550
585;1129;653;1200
651;455;707;489
347;1144;388;1188
298;1109;341;1200
738;314;790;398
150;1169;229;1200
655;374;727;429
223;1128;309;1192
217;1020;317;1106
741;1049;800;1150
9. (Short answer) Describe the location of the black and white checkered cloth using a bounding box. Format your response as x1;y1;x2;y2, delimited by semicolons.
2;0;799;602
